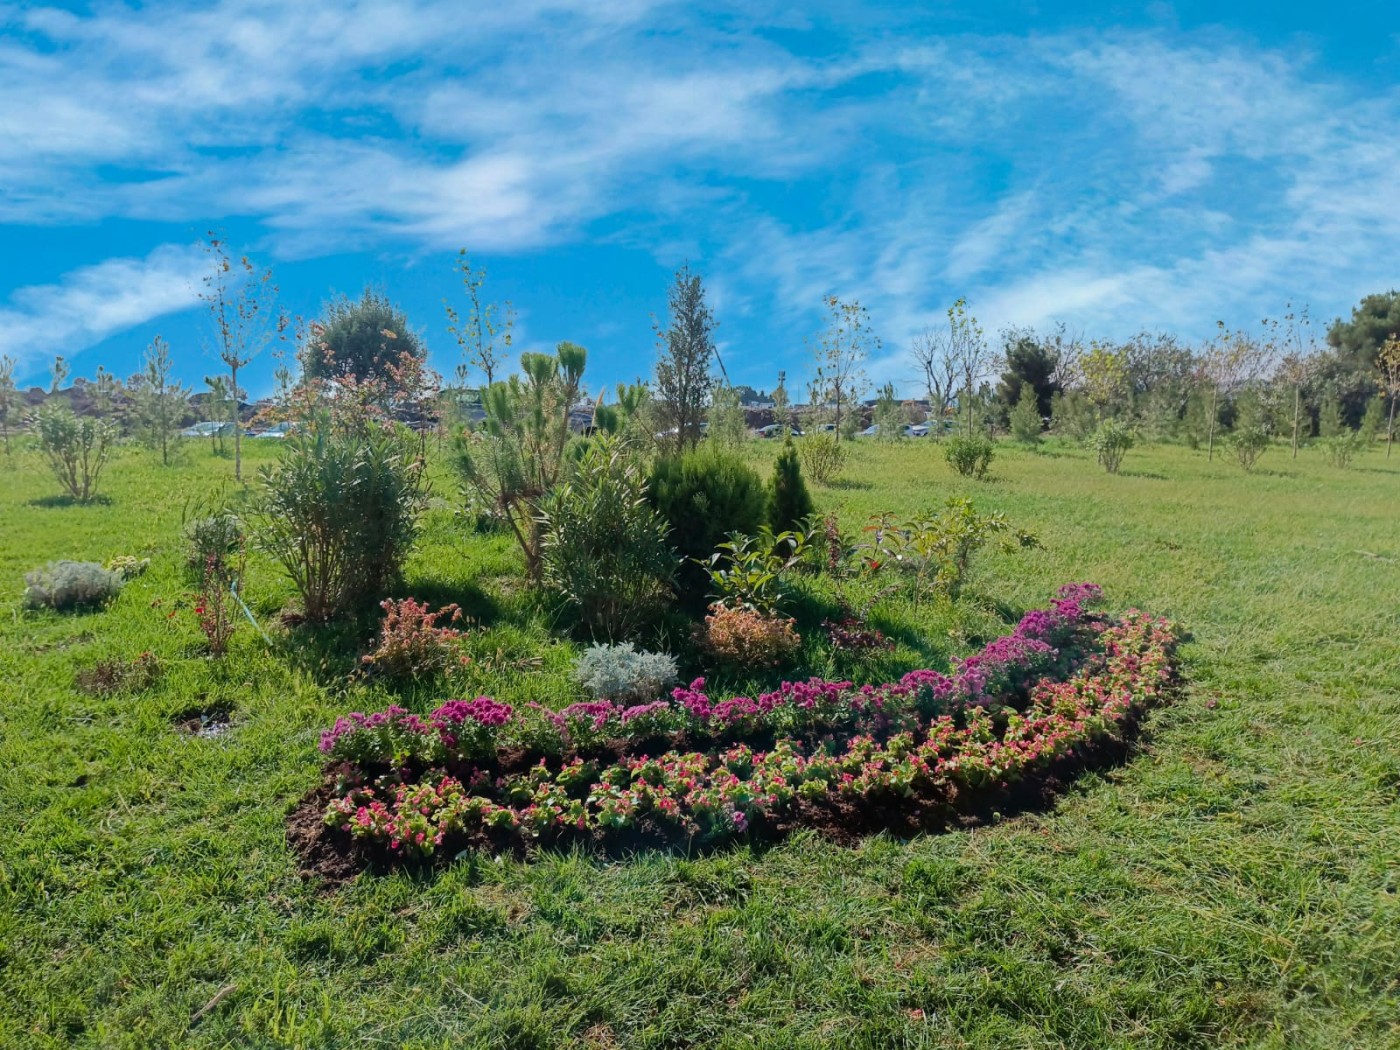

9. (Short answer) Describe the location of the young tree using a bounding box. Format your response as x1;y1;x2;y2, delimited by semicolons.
1266;304;1321;459
304;288;424;387
812;296;875;440
202;374;233;456
910;324;957;439
653;264;716;452
872;382;903;441
51;355;69;395
0;354;16;453
1079;341;1130;422
444;250;513;389
938;298;988;437
768;438;814;532
1202;323;1270;461
1376;337;1400;458
771;370;792;432
1327;290;1400;366
201;235;280;481
133;336;190;465
996;329;1061;419
707;384;747;448
455;343;587;582
1009;387;1042;444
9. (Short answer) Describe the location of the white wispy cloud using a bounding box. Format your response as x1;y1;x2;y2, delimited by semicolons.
1;4;1399;392
0;244;204;377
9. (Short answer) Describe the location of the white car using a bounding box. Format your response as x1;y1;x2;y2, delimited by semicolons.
251;422;296;439
180;421;234;438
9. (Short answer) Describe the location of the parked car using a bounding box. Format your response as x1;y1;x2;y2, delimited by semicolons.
250;421;296;439
757;424;803;438
861;423;925;438
180;421;234;438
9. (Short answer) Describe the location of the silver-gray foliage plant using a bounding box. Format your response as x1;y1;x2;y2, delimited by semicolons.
574;643;679;703
24;560;124;611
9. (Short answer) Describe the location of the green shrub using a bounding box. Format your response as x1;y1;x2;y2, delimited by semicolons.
944;433;994;478
1321;430;1364;469
24;561;124;611
1088;419;1135;474
540;438;677;640
648;446;767;605
798;432;847;485
768;439;814;533
33;403;117;503
1228;425;1270;472
255;413;427;622
1009;390;1042;445
859;500;1039;604
699;528;807;616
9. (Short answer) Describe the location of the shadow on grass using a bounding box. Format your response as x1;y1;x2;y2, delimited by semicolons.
28;493;114;508
1119;470;1169;480
400;577;502;626
825;478;873;491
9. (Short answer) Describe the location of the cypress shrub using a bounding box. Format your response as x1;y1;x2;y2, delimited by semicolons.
768;439;814;533
648;446;768;607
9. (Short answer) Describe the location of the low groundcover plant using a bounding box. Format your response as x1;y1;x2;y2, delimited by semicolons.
314;584;1179;860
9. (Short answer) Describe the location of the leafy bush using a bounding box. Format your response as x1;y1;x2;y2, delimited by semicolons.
697;604;800;669
1088;419;1135;474
944;433;995;478
24;561;124;611
699;528;807;615
33;403;117;503
362;598;468;681
1228;425;1271;472
574;643;679;703
256;413;427;622
798;432;847;485
540;438;677;640
1322;431;1364;469
768;439;815;533
861;499;1039;603
648;446;768;605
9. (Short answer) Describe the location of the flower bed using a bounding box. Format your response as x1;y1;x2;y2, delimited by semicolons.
301;586;1178;864
320;584;1107;769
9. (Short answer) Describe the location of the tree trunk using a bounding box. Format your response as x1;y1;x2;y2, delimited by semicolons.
1383;392;1394;459
1291;385;1301;459
1206;386;1219;461
231;363;242;481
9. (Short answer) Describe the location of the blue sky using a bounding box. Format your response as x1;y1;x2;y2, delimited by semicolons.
2;1;1398;398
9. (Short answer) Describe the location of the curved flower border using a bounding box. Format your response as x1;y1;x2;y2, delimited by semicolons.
310;586;1180;860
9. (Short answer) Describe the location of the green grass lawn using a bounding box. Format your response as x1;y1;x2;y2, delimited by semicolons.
1;436;1397;1049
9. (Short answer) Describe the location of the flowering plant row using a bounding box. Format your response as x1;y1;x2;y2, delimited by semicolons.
319;583;1109;770
323;610;1176;856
